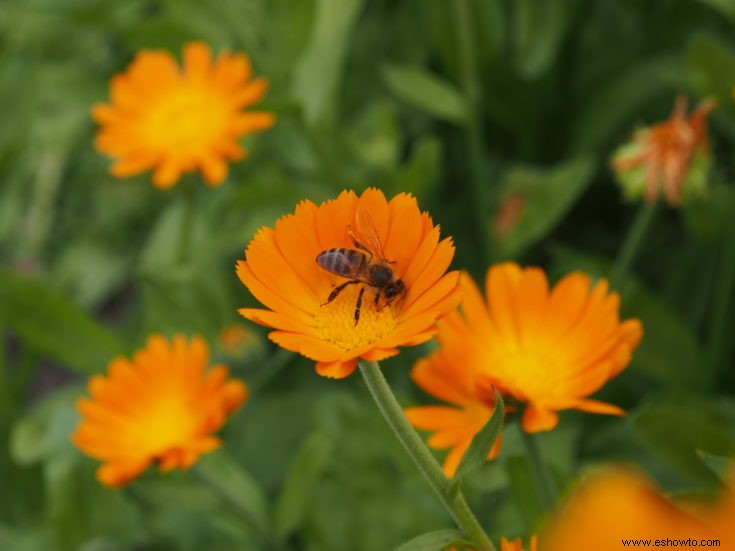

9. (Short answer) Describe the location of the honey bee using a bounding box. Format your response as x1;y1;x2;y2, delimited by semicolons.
316;208;406;325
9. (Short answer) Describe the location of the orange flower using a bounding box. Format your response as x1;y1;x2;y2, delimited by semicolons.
237;188;461;379
611;94;715;205
500;535;537;551
93;41;274;188
542;467;733;551
72;335;247;488
406;264;642;476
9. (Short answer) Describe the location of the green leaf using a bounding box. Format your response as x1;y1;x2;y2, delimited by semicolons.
631;396;735;485
513;0;576;79
696;450;734;483
493;157;596;259
395;529;472;551
274;431;333;542
454;390;504;481
194;450;269;534
382;64;468;124
623;281;712;390
0;268;125;374
291;0;364;124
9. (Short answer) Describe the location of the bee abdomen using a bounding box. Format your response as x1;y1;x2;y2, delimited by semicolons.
316;248;365;276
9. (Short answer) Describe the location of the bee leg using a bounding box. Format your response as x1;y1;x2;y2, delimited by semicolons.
321;280;360;306
354;286;365;326
347;225;374;262
373;291;382;310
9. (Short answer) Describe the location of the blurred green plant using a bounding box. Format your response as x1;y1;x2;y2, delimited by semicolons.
2;0;735;549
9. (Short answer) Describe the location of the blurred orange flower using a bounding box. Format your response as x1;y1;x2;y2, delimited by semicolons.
542;467;734;551
93;41;274;188
611;94;715;205
406;264;642;476
237;188;461;379
500;535;537;551
72;335;247;488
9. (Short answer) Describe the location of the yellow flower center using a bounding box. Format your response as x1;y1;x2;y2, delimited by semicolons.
496;338;570;400
135;396;195;455
314;283;398;350
143;86;228;154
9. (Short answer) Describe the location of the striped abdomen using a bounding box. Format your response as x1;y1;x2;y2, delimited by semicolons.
316;248;367;278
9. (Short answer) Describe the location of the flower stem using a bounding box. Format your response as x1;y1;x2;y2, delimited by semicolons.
520;430;558;511
610;202;657;289
358;359;496;551
453;0;490;264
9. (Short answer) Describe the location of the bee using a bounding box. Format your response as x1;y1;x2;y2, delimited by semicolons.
316;208;406;326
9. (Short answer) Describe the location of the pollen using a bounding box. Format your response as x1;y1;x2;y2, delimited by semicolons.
314;284;398;350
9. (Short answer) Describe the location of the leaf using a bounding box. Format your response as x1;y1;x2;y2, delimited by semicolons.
0;268;126;374
274;431;333;542
291;0;364;124
395;529;472;551
194;450;269;534
696;450;734;483
382;64;468;124
631;396;735;485
0;524;50;551
513;0;577;79
622;282;713;390
493;157;596;259
454;389;504;481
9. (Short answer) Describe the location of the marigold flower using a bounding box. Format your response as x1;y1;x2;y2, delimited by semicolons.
541;467;734;550
72;334;247;488
611;94;716;205
237;188;461;379
93;41;275;188
406;264;642;476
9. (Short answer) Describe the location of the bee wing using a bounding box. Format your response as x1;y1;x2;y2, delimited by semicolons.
354;207;388;260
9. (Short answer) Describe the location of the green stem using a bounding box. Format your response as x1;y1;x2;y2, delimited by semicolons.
520;430;558;511
454;0;490;265
358;360;495;551
707;214;735;372
610;202;657;289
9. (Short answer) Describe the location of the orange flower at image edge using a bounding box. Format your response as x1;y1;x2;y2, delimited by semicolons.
93;41;275;188
72;335;247;488
542;467;734;550
406;263;643;477
237;188;461;378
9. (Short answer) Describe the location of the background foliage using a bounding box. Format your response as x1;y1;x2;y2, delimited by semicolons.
2;1;735;549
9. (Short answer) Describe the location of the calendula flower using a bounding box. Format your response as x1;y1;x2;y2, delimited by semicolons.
93;41;274;188
237;188;460;379
611;94;716;205
542;467;733;550
72;335;247;488
406;264;642;476
492;192;527;239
